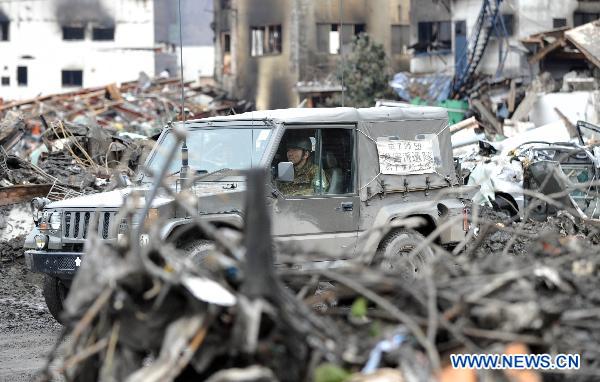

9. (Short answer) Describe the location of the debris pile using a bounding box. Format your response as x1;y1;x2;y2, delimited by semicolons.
0;75;253;204
0;75;253;139
38;166;600;381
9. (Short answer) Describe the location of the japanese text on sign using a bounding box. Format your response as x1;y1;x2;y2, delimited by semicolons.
376;138;436;175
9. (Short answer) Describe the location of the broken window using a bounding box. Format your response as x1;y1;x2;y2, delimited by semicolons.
317;23;366;54
1;76;8;86
0;21;8;41
62;26;85;40
416;21;451;54
62;70;83;87
92;26;115;41
222;32;232;75
391;25;410;54
574;11;600;27
250;25;281;56
498;14;514;36
553;18;567;28
17;66;27;86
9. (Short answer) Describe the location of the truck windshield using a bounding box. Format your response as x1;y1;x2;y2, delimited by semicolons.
145;127;273;179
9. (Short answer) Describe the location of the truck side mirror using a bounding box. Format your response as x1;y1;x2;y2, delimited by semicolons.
277;162;294;182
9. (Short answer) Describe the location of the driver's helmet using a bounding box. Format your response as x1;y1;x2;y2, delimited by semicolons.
286;137;312;152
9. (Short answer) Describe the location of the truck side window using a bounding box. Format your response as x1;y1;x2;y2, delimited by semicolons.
273;128;354;196
322;128;354;194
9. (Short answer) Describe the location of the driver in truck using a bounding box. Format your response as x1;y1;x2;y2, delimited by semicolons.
277;137;329;196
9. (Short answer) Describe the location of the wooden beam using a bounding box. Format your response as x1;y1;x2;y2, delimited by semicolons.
528;37;565;64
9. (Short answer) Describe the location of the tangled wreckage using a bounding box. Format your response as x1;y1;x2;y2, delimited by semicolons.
0;75;253;204
462;120;600;228
0;103;593;382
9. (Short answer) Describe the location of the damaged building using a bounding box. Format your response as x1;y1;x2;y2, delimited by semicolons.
411;0;600;80
213;0;412;109
214;0;600;110
0;0;213;101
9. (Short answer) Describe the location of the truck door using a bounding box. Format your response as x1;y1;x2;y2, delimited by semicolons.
271;126;359;260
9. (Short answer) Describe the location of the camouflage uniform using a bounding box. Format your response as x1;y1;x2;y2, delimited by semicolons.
278;162;329;196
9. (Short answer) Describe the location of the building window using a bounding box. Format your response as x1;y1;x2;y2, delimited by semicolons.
62;70;83;87
553;18;567;28
17;66;27;86
250;25;282;57
0;21;9;41
416;21;451;54
222;32;232;75
1;77;9;86
92;26;115;41
391;25;410;54
62;26;85;40
497;14;514;36
317;23;366;54
574;12;600;27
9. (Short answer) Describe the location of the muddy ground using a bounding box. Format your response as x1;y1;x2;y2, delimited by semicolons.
0;206;61;382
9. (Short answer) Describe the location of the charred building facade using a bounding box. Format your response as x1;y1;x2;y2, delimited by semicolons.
0;0;213;101
214;0;411;110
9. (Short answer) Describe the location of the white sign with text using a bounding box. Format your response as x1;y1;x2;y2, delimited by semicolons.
377;138;436;175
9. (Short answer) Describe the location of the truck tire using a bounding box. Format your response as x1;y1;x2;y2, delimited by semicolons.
182;240;214;268
43;275;67;324
376;229;435;279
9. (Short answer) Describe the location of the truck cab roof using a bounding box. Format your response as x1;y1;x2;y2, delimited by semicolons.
195;106;448;126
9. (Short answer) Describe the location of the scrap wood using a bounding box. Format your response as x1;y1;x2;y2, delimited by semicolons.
528;37;565;64
553;107;579;138
449;116;479;134
565;21;600;69
508;79;517;113
471;99;501;134
511;88;539;122
105;83;123;102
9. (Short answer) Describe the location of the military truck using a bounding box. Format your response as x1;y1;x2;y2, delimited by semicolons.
25;106;470;322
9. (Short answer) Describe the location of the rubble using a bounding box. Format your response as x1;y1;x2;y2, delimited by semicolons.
31;145;600;381
0;75;253;139
0;75;253;205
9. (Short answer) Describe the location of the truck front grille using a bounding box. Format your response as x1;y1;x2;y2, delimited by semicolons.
63;211;116;240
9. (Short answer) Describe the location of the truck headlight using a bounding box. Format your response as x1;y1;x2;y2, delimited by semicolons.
49;212;62;230
34;235;48;249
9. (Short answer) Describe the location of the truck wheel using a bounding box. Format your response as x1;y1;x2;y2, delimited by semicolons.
182;240;214;267
43;275;67;324
376;229;435;278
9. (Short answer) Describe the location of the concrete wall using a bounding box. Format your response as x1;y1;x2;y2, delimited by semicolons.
0;0;156;100
155;0;214;80
179;46;215;81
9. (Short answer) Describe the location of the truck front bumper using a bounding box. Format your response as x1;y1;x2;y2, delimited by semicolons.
24;250;83;280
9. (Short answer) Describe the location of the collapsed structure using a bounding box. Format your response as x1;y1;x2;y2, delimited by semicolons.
0;76;253;205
